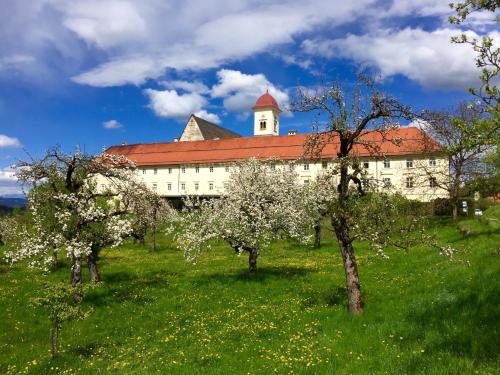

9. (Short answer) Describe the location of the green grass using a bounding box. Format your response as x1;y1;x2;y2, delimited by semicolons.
1;212;499;374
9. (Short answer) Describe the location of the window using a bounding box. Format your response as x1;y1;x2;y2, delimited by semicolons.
304;163;309;171
304;179;309;184
429;157;436;167
167;183;172;191
152;183;157;190
142;169;146;175
363;161;369;169
289;163;295;171
270;163;276;171
429;177;438;188
225;166;230;173
384;160;390;169
322;161;328;169
260;120;266;130
181;167;186;173
406;176;414;189
154;168;158;175
406;159;414;168
181;183;186;190
195;166;199;173
209;182;214;190
168;167;172;174
194;182;199;190
383;177;391;188
209;166;214;173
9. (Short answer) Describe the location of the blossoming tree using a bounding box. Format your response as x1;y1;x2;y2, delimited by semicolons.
7;148;175;285
177;158;312;276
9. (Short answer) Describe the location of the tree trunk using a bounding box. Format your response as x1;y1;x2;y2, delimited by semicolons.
313;221;321;248
248;248;258;276
71;257;82;286
335;222;363;314
150;208;157;252
87;250;101;283
49;327;56;359
452;204;458;220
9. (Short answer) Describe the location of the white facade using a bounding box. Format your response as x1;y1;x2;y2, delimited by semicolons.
117;154;448;202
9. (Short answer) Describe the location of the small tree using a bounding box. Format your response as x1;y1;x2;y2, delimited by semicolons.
177;158;311;276
31;282;92;359
291;77;413;314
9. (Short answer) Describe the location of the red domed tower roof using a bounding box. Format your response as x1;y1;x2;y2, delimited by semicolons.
253;91;281;112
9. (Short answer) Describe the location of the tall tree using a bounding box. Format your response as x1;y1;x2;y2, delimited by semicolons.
291;77;413;314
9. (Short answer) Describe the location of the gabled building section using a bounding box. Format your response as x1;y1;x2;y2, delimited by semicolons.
179;114;241;142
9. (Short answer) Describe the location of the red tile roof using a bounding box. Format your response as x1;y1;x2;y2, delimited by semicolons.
105;127;442;167
252;92;281;112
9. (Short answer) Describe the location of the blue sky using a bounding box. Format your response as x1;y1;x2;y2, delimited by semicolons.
0;0;498;195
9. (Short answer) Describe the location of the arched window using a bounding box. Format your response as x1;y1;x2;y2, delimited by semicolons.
260;121;266;130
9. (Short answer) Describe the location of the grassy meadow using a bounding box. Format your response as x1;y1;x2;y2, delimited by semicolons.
1;210;499;374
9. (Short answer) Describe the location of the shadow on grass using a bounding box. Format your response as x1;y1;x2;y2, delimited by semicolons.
301;286;348;309
85;270;179;307
405;267;500;371
194;265;314;284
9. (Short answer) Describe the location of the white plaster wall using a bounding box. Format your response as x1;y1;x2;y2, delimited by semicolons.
98;155;449;202
253;108;279;136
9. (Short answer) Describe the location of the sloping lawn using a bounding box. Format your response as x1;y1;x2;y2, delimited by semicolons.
1;215;499;374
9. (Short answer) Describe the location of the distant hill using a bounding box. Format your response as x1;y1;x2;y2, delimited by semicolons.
0;196;27;208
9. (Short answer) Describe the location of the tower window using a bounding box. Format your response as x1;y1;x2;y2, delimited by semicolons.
260;121;267;130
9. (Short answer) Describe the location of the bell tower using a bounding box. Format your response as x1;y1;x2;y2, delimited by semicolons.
253;91;281;136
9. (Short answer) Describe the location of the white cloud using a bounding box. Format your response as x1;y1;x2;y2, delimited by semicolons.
211;69;289;114
102;119;123;129
0;135;21;148
61;0;147;49
144;88;207;119
302;28;498;90
194;110;220;124
0;167;21;196
63;0;374;86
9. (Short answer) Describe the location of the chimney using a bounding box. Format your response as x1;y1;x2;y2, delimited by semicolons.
173;138;179;142
288;129;297;136
121;141;128;146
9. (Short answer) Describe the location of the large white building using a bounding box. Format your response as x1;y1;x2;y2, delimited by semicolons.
105;92;449;202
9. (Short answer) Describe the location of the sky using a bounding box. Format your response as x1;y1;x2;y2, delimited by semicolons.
0;0;498;195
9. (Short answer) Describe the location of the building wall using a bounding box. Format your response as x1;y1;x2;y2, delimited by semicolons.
253;108;279;136
98;154;449;202
179;116;203;141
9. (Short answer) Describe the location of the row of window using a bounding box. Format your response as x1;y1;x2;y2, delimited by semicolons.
360;176;438;189
141;157;438;176
151;182;216;191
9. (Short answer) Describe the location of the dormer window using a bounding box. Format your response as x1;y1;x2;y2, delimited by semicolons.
260;121;266;130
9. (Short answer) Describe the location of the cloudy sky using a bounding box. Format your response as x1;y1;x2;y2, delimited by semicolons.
0;0;498;195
